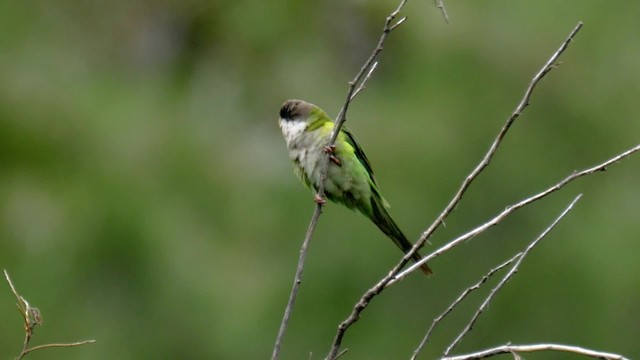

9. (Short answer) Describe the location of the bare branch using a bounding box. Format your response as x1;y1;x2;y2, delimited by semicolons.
442;343;629;360
325;22;584;359
271;2;411;359
434;0;450;23
444;194;583;355
270;205;324;360
402;21;584;275
330;0;410;138
393;142;640;282
410;253;521;360
22;340;97;357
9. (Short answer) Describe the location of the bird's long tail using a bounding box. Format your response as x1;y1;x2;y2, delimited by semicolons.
369;197;433;276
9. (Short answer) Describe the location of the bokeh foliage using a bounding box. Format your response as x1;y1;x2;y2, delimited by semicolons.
1;1;639;359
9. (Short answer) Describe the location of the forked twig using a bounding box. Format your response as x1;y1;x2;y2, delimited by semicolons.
410;253;521;359
443;194;582;355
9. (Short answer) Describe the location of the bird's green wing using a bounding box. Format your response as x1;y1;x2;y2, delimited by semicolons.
342;128;376;184
342;127;391;209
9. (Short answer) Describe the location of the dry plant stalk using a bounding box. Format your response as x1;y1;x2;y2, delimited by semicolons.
4;270;95;360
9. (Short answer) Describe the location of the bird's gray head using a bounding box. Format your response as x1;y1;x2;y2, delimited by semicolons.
279;99;314;122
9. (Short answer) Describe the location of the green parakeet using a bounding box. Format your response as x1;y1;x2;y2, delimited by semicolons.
278;99;432;275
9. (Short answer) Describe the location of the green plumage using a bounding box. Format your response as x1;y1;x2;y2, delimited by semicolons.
279;99;432;275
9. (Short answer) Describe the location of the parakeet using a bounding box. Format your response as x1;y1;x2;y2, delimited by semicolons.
278;99;432;275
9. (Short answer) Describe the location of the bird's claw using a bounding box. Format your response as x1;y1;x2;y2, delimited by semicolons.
323;145;342;166
323;145;336;154
314;194;326;205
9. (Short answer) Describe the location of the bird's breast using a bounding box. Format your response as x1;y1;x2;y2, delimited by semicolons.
279;126;327;186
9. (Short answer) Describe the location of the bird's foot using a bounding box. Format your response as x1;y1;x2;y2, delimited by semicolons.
323;145;342;167
313;194;326;205
323;144;336;154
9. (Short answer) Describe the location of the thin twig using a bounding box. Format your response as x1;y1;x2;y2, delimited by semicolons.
350;62;378;101
331;0;409;134
22;340;97;357
434;0;450;23
410;253;521;360
5;270;39;358
393;142;640;282
444;194;582;355
325;22;584;359
19;329;31;360
442;343;629;360
335;348;349;359
270;2;410;360
4;270;21;304
270;206;324;360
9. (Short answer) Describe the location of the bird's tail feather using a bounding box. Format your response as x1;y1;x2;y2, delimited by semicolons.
369;197;433;276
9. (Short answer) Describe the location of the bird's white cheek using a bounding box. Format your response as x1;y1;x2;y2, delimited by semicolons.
279;119;307;146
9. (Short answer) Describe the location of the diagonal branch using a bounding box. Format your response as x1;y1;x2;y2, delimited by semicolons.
442;343;629;360
434;0;450;23
270;2;411;359
392;142;640;282
404;21;583;273
324;22;584;359
444;194;583;355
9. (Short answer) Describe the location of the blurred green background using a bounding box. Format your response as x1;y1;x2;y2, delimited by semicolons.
1;0;639;359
